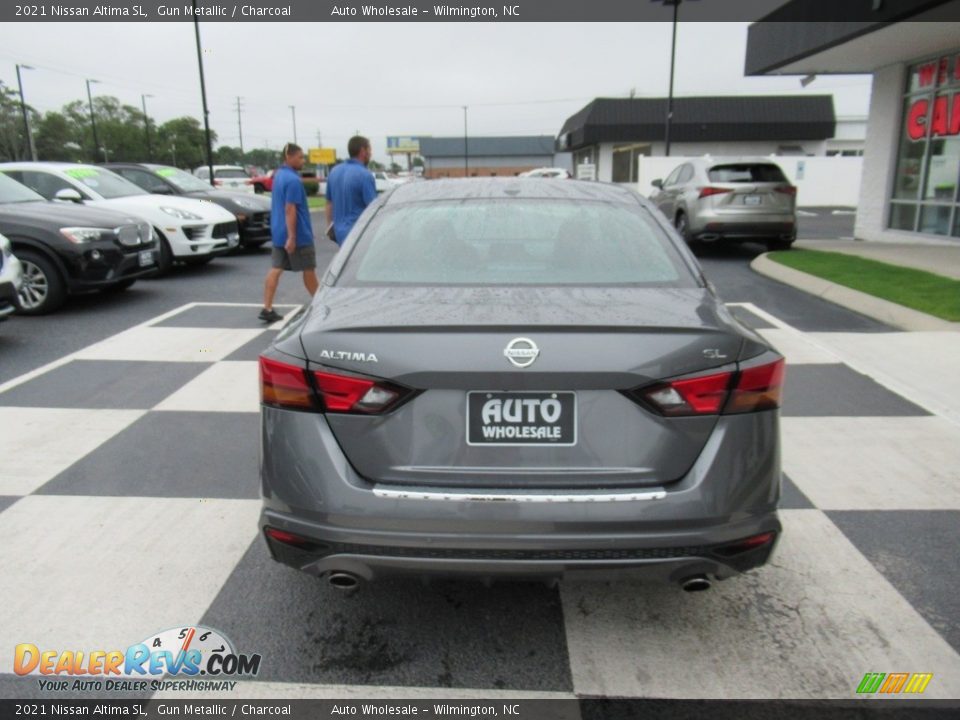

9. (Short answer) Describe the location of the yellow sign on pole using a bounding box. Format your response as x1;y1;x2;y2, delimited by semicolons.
308;148;336;165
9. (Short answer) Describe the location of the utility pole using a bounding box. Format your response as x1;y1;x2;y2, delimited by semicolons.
652;0;698;157
463;106;469;177
235;96;245;154
15;64;36;161
191;0;215;186
141;94;154;161
289;105;297;144
85;79;101;163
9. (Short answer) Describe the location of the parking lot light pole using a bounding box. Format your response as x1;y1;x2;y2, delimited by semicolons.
15;64;37;162
652;0;698;157
85;79;101;163
191;0;215;187
289;105;297;144
463;106;469;177
141;94;154;161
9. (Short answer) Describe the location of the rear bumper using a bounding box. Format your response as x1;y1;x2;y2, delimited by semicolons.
689;211;796;241
260;405;783;584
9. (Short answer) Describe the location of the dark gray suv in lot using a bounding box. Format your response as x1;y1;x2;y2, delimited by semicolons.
259;179;784;592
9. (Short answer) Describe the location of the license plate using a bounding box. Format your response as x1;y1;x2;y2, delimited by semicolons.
466;391;577;446
744;195;762;205
138;250;154;267
227;233;240;248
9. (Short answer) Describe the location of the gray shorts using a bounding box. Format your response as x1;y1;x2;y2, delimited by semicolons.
271;245;317;271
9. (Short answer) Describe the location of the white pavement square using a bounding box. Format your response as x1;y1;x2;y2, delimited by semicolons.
75;327;265;363
560;509;960;699
781;416;960;510
153;361;260;414
0;407;145;496
0;496;261;675
756;328;839;365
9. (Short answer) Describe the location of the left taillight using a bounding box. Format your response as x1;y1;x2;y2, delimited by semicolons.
625;357;785;417
259;356;414;414
259;356;315;410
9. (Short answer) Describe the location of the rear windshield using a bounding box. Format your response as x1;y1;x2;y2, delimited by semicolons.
336;199;697;288
215;169;249;179
708;164;787;183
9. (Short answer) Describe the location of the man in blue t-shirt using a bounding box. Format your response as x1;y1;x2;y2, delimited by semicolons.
259;142;317;323
325;135;378;246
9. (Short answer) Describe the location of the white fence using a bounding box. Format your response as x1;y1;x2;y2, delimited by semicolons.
634;156;864;208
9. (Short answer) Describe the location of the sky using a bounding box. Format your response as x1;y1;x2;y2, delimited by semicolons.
0;20;873;165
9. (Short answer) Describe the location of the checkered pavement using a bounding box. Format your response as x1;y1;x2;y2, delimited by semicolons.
1;300;958;701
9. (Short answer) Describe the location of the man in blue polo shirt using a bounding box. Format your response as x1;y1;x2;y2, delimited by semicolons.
325;135;378;246
259;142;317;323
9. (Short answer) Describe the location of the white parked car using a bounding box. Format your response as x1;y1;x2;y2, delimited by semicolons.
193;165;255;194
0;232;24;321
371;171;400;193
0;163;240;274
518;167;572;179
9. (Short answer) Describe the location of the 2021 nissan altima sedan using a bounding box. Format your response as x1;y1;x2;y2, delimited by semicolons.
259;179;784;592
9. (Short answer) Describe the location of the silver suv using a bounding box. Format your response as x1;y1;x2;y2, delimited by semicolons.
650;158;797;252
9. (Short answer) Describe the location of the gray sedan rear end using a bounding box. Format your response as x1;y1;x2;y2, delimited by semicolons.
259;179;784;591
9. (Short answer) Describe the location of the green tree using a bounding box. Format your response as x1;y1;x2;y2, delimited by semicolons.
0;79;33;162
215;145;244;165
155;117;217;170
34;111;84;162
242;148;280;171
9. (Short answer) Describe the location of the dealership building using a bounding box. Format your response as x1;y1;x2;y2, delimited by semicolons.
747;1;960;243
556;95;837;183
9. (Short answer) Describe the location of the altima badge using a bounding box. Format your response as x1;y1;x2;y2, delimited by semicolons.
504;338;539;368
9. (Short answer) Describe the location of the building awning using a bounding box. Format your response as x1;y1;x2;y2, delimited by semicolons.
745;0;960;76
557;96;836;151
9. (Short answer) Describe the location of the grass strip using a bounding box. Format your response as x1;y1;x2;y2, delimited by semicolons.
767;249;960;321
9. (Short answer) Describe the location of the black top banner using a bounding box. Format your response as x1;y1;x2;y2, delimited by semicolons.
4;0;960;23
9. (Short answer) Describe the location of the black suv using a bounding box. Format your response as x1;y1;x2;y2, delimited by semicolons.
104;163;272;249
0;173;158;315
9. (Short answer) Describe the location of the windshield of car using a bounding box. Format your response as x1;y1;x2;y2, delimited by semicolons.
155;166;214;192
707;164;788;183
63;167;147;199
215;168;249;179
0;173;46;204
337;199;697;287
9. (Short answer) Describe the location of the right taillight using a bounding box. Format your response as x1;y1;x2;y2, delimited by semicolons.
724;357;785;414
774;185;797;196
626;357;785;417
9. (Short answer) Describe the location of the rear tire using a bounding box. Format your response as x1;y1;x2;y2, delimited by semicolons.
16;249;67;316
675;212;702;255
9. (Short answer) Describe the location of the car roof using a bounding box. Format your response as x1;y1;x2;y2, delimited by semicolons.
686;157;787;167
0;161;102;172
384;178;640;205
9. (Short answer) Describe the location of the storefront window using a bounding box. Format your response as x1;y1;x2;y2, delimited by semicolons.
891;50;960;239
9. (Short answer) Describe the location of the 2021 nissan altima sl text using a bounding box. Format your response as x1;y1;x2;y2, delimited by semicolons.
259;179;784;591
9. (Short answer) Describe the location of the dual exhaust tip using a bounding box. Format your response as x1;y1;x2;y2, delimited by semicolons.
326;571;712;593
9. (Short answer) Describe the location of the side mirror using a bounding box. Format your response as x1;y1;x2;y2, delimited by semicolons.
651;179;663;189
54;188;84;203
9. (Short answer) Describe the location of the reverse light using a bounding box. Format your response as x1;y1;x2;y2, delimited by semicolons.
639;372;733;416
313;370;404;414
698;186;733;199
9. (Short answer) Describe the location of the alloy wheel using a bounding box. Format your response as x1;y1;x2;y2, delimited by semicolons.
18;259;49;311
